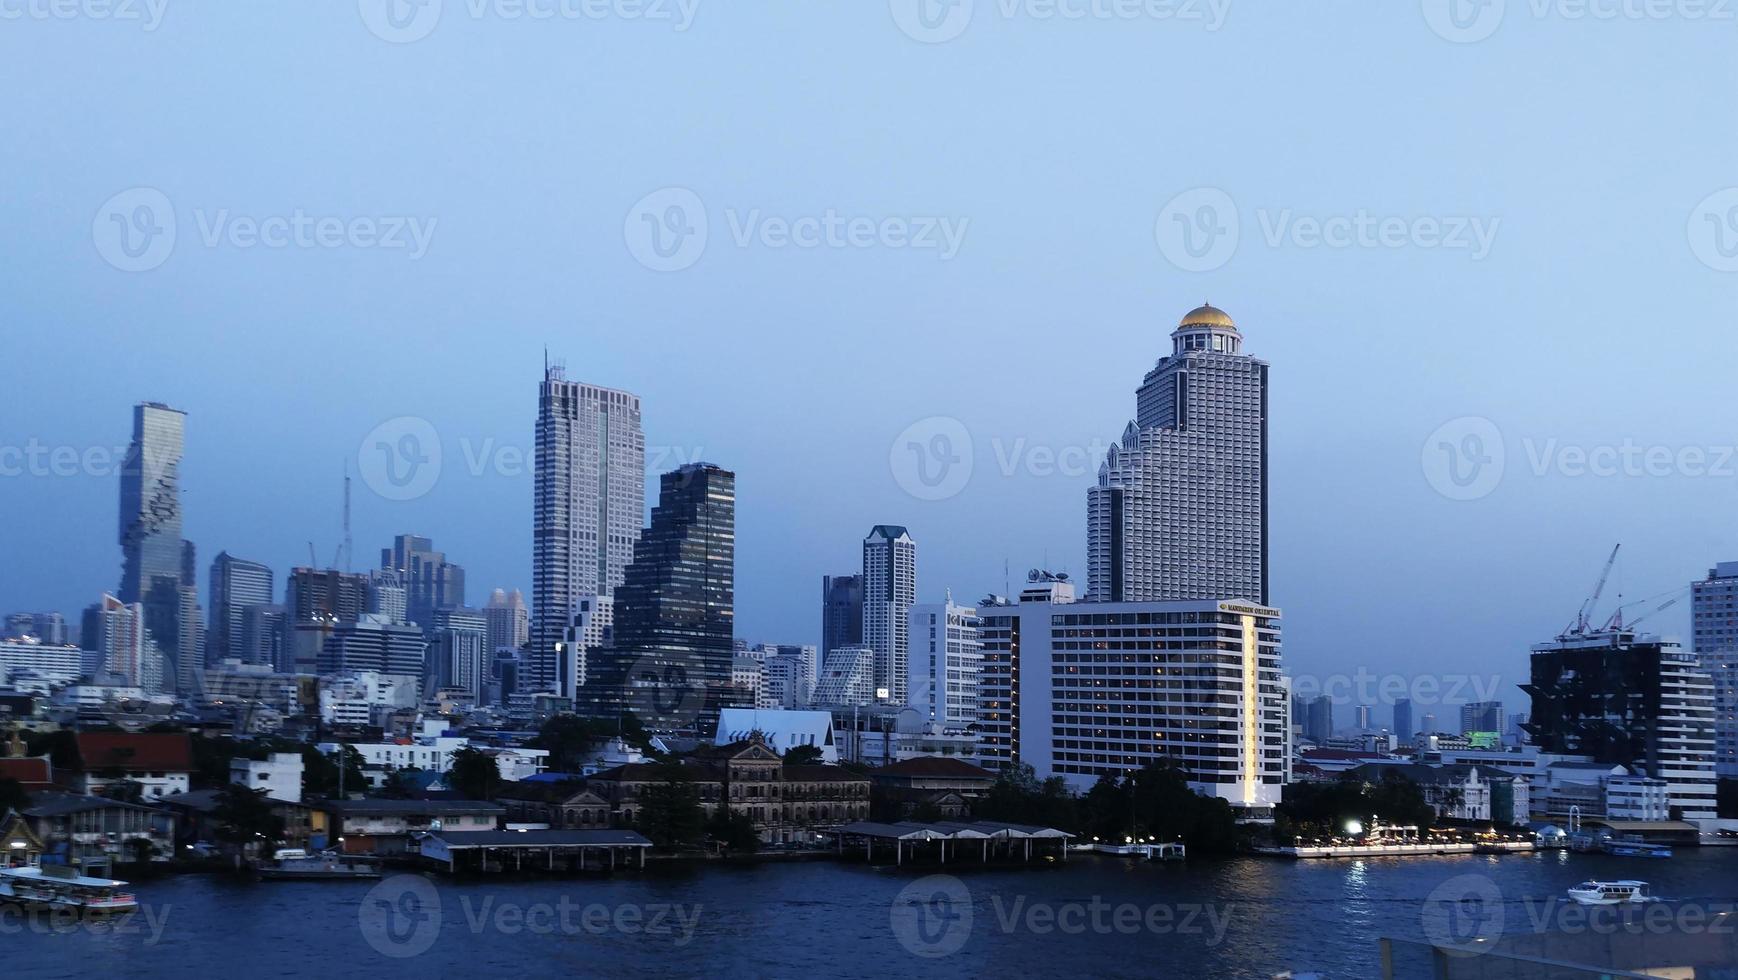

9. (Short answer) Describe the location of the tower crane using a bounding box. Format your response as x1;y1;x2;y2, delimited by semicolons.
1561;544;1620;639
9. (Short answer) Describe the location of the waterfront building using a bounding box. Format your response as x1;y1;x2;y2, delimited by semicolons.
380;534;466;629
1087;305;1268;604
483;588;530;656
1522;629;1718;821
529;367;645;696
862;526;916;704
20;795;177;868
325;799;505;856
811;645;875;707
208;552;273;666
907;595;982;727
283;568;369;675
1460;700;1503;736
974;594;1285;819
1691;560;1738;778
821;574;863;659
577;464;735;731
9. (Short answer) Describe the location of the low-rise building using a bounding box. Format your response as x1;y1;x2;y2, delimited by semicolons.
70;732;195;800
868;757;996;819
326;799;505;855
230;753;306;804
23;793;178;869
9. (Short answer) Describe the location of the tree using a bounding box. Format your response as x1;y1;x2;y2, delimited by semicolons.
634;761;705;847
447;747;503;801
707;806;760;853
302;744;366;799
528;714;604;772
211;784;284;849
782;744;824;767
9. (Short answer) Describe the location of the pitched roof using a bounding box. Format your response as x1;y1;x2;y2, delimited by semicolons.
74;732;194;773
871;757;995;781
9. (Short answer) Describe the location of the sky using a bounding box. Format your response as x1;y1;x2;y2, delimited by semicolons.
4;1;1737;722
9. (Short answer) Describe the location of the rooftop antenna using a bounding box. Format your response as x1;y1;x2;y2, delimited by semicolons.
342;463;353;574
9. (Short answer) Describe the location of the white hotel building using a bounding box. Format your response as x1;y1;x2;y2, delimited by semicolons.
976;590;1286;819
907;595;983;727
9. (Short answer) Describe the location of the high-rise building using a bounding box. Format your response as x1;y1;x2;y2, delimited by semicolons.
1353;704;1374;731
366;571;409;624
240;604;286;669
1393;698;1414;741
483;588;530;656
82;594;164;691
529;367;645;695
861;526;916;704
319;613;427;681
1302;696;1333;744
563;593;613;694
118;402;202;693
811;645;875;707
1087;305;1267;604
1460;700;1503;736
578;463;735;731
761;645;818;709
821;574;864;659
907;594;983;727
379;534;466;629
1692;561;1738;778
208;552;274;666
429;607;488;699
1421;713;1437;736
975;593;1285;819
283;568;369;674
1523;629;1718;821
3;612;68;646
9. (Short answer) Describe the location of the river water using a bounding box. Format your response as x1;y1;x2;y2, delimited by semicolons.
8;849;1738;978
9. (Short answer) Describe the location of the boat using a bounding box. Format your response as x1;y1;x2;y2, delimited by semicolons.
1600;836;1672;859
0;864;139;914
1567;880;1657;906
256;848;382;880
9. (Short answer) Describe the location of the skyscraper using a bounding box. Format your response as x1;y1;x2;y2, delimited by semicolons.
821;574;864;659
862;526;916;704
483;588;530;655
579;463;735;731
907;594;983;726
1692;561;1738;778
283;568;369;674
379;534;466;629
118;402;203;692
529;366;645;695
1087;305;1268;604
208;552;273;666
83;594;164;691
1393;697;1414;741
319;613;427;681
1460;700;1503;735
429;607;489;699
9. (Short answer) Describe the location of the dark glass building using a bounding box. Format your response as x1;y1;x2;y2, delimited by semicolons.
820;573;863;660
578;463;736;734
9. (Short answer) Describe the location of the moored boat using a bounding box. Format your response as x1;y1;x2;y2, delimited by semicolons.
0;864;139;914
256;848;381;880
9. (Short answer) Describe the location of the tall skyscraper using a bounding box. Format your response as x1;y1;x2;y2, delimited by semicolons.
1087;305;1268;604
529;366;645;695
319;613;427;681
283;568;369;674
1523;629;1718;821
907;594;983;726
1692;561;1738;778
379;534;466;629
821;574;864;659
483;588;530;655
429;607;489;699
862;526;916;704
208;552;273;666
1460;700;1503;735
118;402;203;693
1393;698;1414;741
83;594;164;691
579;463;735;731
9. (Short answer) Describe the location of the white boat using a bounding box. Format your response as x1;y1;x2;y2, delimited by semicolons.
257;848;381;880
1567;880;1657;906
0;865;139;914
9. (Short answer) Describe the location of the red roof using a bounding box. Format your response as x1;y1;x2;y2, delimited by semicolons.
74;732;194;773
873;757;996;780
0;757;53;790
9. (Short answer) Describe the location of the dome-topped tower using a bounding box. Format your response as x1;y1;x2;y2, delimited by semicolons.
1172;302;1241;355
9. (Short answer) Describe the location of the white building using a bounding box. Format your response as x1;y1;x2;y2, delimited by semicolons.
811;644;875;707
862;525;916;704
320;720;548;786
730;656;764;707
563;593;612;693
231;752;306;804
318;670;418;727
906;595;982;726
714;707;839;763
976;594;1285;819
530;368;644;697
1088;305;1269;606
0;638;83;684
761;646;818;709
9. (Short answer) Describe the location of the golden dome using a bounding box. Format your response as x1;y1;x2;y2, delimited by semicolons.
1178;303;1235;330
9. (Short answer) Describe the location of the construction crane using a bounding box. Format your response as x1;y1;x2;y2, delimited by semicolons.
1600;587;1689;632
1562;544;1620;639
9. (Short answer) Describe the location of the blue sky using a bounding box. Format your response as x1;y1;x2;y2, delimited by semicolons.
4;1;1737;719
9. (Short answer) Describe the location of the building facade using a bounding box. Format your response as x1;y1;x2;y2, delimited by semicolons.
862;526;916;705
907;596;983;727
1692;560;1738;779
1087;305;1267;605
380;534;466;630
208;552;273;667
821;574;864;660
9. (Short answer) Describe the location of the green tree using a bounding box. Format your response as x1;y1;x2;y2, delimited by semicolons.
782;744;824;767
302;744;367;799
447;747;503;801
528;714;605;772
634;761;705;847
707;806;760;853
211;784;285;848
